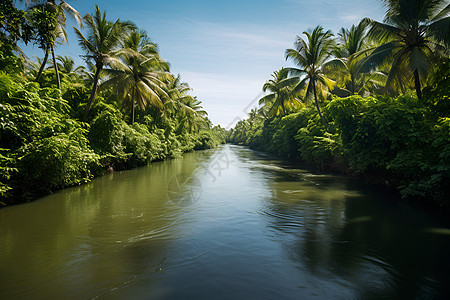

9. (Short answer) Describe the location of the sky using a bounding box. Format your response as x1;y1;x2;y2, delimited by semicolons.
20;0;385;128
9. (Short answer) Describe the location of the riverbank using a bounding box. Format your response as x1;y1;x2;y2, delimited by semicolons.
0;73;226;207
228;93;450;210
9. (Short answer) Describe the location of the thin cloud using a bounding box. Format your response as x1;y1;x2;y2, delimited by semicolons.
163;19;294;62
178;71;267;126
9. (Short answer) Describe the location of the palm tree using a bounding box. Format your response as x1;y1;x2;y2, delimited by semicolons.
247;107;264;130
176;96;209;133
73;5;133;121
326;20;388;96
54;55;86;82
25;0;82;89
328;21;367;94
359;0;450;99
25;56;44;79
165;75;209;133
285;26;335;126
258;68;301;118
101;30;169;124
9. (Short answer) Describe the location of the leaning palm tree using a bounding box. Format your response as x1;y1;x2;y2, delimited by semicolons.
359;0;450;99
258;68;301;118
73;5;133;121
285;26;336;126
101;30;170;124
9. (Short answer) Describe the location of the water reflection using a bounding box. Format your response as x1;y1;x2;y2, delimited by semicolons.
257;155;450;299
0;149;214;299
1;145;449;299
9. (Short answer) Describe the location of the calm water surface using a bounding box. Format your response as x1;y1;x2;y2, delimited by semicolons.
1;144;450;299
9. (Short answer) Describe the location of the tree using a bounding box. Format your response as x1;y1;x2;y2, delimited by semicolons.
285;26;335;126
0;0;32;72
101;29;169;124
258;68;301;118
26;0;82;89
73;5;133;121
165;75;207;133
327;20;388;96
55;55;86;82
360;0;450;99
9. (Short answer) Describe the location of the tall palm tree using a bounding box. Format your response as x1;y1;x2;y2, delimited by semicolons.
73;5;133;121
359;0;450;99
25;0;82;89
285;26;335;126
258;68;301;118
101;30;169;124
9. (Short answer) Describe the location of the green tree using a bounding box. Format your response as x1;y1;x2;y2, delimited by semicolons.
101;29;169;125
26;0;82;89
0;0;32;72
258;68;301;118
285;25;336;126
55;55;86;83
74;5;133;121
360;0;450;99
164;75;208;133
326;20;386;96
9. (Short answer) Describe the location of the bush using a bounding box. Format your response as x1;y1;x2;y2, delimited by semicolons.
16;133;99;199
89;110;167;169
194;130;221;150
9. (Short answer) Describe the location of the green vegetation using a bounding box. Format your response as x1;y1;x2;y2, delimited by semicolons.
229;0;449;207
0;1;225;206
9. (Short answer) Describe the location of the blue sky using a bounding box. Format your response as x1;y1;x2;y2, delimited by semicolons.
21;0;385;127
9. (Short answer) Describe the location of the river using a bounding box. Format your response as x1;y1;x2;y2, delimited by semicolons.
1;144;450;299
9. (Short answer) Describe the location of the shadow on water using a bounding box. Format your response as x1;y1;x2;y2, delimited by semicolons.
253;147;450;299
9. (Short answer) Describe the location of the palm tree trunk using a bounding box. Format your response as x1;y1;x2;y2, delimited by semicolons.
312;79;327;127
351;73;355;94
35;49;49;83
84;65;102;122
131;100;135;125
51;45;61;90
131;89;135;125
414;69;422;99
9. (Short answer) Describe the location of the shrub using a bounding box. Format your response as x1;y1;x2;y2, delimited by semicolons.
16;133;99;199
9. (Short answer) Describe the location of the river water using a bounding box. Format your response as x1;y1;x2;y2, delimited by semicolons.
1;144;450;299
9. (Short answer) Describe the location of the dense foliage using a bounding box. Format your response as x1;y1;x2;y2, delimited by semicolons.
229;0;450;208
229;91;450;205
0;3;225;206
